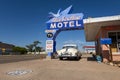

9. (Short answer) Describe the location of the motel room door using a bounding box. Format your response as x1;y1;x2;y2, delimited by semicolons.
108;31;120;53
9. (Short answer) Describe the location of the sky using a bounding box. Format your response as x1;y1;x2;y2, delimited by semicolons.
0;0;120;50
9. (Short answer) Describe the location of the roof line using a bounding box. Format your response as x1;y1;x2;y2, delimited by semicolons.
83;15;120;24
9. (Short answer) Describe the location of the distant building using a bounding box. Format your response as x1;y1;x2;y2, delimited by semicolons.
0;42;15;55
83;46;95;54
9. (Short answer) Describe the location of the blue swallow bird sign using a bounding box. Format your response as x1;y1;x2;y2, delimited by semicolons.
46;5;84;55
46;5;84;30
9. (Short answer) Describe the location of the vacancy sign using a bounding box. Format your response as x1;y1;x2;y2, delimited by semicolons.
46;40;53;52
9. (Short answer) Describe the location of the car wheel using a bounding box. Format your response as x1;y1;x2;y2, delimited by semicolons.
59;57;63;60
76;56;80;60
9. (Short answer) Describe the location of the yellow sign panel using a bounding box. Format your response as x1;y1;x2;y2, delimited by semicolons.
2;48;5;52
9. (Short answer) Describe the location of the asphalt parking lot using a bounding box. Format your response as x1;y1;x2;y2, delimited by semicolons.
0;54;120;80
0;54;46;64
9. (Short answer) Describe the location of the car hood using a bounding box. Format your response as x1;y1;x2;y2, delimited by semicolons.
57;48;66;54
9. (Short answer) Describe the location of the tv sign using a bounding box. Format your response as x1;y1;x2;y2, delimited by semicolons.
46;5;84;30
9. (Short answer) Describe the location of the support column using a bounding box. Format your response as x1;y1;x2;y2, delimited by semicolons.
45;30;57;60
46;52;52;59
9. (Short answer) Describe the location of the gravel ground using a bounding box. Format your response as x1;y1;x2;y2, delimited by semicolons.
0;54;120;80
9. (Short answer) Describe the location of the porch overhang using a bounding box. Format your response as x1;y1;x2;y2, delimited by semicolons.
83;15;120;42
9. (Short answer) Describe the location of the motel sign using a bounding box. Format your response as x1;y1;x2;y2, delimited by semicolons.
46;5;84;56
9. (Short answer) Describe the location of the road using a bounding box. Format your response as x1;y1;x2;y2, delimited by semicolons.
0;54;120;80
0;54;46;64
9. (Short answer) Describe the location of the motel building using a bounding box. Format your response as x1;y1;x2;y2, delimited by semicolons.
84;15;120;62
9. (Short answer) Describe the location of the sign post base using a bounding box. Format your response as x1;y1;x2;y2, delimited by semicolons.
46;56;52;60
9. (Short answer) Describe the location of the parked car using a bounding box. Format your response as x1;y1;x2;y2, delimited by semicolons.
57;44;82;60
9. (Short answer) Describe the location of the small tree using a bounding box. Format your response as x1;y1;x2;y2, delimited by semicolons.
26;44;34;52
33;41;41;53
13;46;27;55
26;41;42;54
35;46;44;52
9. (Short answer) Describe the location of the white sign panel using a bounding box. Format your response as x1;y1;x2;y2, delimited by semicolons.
45;30;56;33
46;40;53;52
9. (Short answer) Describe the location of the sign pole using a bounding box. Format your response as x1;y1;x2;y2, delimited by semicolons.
109;45;113;62
46;39;53;59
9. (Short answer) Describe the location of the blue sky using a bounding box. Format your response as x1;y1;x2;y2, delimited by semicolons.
0;0;120;50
